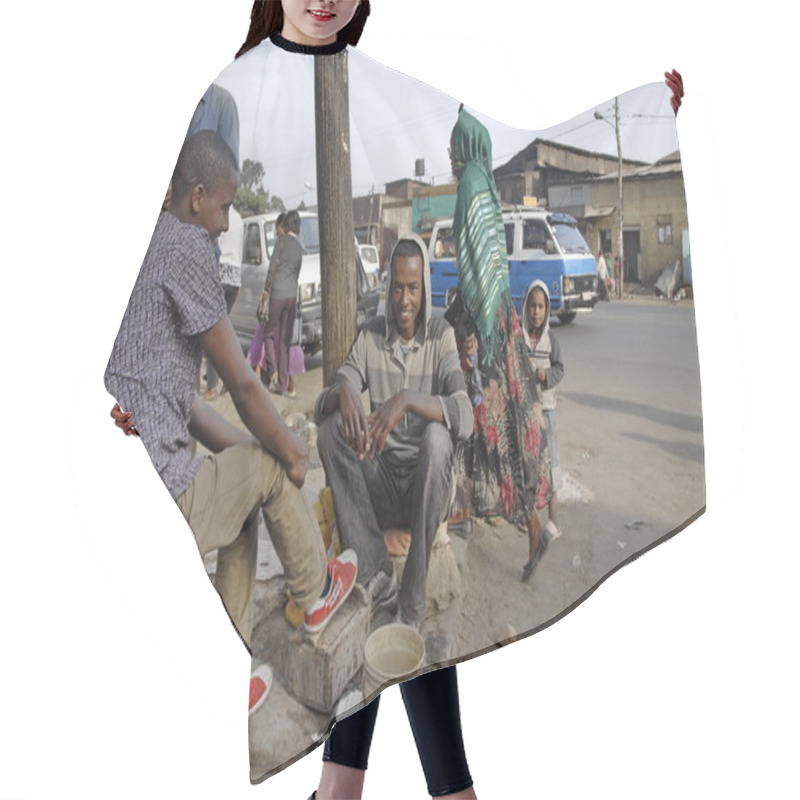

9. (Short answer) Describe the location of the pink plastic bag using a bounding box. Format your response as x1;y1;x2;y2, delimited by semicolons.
288;344;305;376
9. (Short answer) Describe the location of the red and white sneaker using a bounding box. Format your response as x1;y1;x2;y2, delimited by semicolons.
304;549;358;634
249;664;273;717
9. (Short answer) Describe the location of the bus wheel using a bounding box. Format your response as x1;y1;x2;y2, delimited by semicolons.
557;311;577;324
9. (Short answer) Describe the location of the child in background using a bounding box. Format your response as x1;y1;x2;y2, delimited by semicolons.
521;280;564;581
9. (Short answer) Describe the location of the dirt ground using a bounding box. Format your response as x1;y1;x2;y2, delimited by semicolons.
199;295;705;778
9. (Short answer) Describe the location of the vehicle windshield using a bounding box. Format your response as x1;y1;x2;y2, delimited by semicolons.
298;217;321;254
433;227;456;258
551;222;591;254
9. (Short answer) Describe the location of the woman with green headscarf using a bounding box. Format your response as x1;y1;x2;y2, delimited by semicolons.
448;107;553;581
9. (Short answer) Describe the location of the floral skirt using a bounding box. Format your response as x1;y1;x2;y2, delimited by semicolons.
457;300;551;526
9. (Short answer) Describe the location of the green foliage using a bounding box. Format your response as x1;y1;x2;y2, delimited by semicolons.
234;187;267;217
233;158;286;216
240;159;266;193
268;194;286;213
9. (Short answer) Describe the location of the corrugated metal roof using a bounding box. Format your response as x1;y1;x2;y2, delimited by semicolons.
595;159;683;181
494;137;648;178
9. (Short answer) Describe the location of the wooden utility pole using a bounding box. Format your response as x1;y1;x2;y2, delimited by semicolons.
315;51;357;385
615;95;625;299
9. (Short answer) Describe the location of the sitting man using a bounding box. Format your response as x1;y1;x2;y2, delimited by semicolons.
105;130;356;710
315;236;473;628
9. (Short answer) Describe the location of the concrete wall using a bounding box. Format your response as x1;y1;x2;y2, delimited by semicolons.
412;183;457;233
380;200;413;267
549;183;592;209
496;173;529;205
591;173;689;287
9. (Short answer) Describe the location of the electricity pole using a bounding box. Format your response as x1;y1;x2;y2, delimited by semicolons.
595;100;625;298
315;51;357;385
615;96;624;299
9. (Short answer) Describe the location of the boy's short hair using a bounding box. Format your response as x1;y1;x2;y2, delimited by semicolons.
391;238;423;268
171;130;238;203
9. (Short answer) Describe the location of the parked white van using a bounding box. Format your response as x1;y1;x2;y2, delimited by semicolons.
230;211;379;354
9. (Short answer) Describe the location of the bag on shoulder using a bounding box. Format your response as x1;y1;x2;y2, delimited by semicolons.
257;289;271;324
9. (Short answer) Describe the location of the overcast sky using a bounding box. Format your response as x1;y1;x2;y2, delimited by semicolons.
213;44;677;208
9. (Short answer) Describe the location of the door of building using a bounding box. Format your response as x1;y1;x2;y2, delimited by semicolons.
623;228;641;283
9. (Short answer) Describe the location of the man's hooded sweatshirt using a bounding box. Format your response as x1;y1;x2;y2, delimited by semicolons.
315;234;473;464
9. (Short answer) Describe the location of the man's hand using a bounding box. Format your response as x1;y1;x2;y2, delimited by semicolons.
189;392;309;488
367;390;409;459
110;403;139;436
536;366;546;382
460;333;478;361
198;315;308;480
284;436;311;488
337;382;371;459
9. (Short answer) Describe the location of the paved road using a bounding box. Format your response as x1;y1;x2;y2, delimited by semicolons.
555;298;703;531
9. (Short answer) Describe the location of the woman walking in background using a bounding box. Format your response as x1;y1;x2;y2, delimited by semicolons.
446;107;553;581
262;208;303;396
248;211;286;384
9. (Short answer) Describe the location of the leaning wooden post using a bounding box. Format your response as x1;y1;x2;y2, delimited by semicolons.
315;50;357;385
615;95;625;299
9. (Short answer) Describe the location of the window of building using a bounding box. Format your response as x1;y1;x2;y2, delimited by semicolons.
657;215;673;245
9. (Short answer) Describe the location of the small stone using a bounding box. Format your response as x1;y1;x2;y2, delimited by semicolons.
497;623;518;644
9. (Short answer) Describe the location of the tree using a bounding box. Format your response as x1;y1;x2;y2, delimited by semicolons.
268;194;286;213
234;187;267;218
233;158;286;216
240;159;266;193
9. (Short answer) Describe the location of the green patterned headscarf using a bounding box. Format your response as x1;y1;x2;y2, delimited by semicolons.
452;108;510;360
